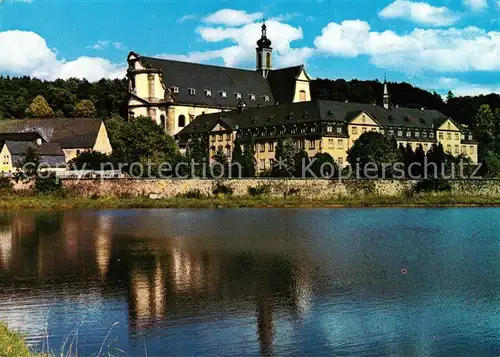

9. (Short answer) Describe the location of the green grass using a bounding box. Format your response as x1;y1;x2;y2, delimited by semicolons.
0;322;41;357
0;192;499;210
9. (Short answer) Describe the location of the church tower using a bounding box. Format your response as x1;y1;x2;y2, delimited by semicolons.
383;77;390;110
256;22;272;78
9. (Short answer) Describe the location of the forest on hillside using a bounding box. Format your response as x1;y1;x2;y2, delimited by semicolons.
0;75;499;126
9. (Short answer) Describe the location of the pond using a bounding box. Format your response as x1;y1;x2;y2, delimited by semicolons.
0;208;499;356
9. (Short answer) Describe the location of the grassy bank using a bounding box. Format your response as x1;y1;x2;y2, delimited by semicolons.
1;193;500;210
0;322;40;357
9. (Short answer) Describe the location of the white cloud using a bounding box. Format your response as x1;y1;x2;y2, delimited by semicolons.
87;40;124;50
270;13;301;22
202;9;263;26
178;14;197;23
433;77;500;95
0;30;125;81
160;19;314;69
379;0;458;26
314;20;500;73
462;0;488;11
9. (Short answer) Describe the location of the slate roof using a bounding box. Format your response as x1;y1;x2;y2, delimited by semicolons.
0;118;103;149
177;99;460;137
0;132;44;142
138;56;276;108
1;141;66;168
266;66;303;105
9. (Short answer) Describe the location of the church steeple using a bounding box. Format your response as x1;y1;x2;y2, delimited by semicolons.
256;20;272;78
383;76;390;110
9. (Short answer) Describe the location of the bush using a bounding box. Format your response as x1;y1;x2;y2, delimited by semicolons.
247;183;271;196
0;176;13;192
212;181;233;196
413;178;452;193
183;189;205;199
35;172;62;194
284;187;300;197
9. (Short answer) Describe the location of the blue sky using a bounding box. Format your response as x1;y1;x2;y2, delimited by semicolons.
0;0;498;96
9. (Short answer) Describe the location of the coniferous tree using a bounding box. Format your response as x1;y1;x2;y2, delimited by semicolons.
271;138;297;177
294;149;310;177
242;138;256;177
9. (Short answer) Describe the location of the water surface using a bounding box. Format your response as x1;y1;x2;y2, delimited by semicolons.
0;208;499;356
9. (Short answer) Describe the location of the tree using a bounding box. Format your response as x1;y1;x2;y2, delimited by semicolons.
15;145;40;180
75;99;97;118
230;138;244;177
347;132;401;178
187;136;209;177
294;149;310;177
241;138;256;177
212;147;228;177
446;90;455;103
309;152;338;178
26;95;55;118
471;104;496;158
106;116;179;176
68;151;114;171
271;138;297;177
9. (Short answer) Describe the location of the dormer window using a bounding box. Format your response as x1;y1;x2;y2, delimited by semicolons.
204;89;212;97
220;91;227;98
415;131;420;137
262;95;270;102
235;92;242;99
188;88;196;95
327;125;333;133
337;127;342;134
468;135;472;140
249;94;256;101
172;86;179;94
406;131;411;137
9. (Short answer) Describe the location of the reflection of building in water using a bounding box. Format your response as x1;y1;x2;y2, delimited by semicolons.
95;215;112;279
130;262;165;330
171;247;204;293
0;228;12;268
257;297;274;357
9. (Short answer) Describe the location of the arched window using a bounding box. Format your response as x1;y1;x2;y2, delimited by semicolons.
299;90;306;102
178;115;186;127
160;115;166;130
266;52;271;68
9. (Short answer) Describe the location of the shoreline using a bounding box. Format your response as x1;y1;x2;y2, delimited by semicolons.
1;194;500;210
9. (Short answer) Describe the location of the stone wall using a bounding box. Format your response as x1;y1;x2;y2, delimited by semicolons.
21;178;496;198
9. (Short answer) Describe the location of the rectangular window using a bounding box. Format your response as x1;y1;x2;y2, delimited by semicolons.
454;145;459;154
260;159;266;170
337;127;342;134
362;127;367;133
328;139;334;149
211;135;216;142
439;132;443;140
415;131;420;138
309;140;315;150
220;91;227;98
298;140;304;150
262;95;270;102
455;133;459;140
422;132;427;138
226;134;231;141
447;133;451;140
327;126;333;133
268;142;274;152
468;135;473;141
446;144;451;152
424;144;428;151
388;130;394;135
406;131;411;137
429;132;434;139
337;139;343;149
218;134;223;141
249;94;256;101
235;93;242;99
204;89;212;97
398;130;403;137
260;143;265;152
188;88;196;95
352;127;358;135
469;146;474;154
